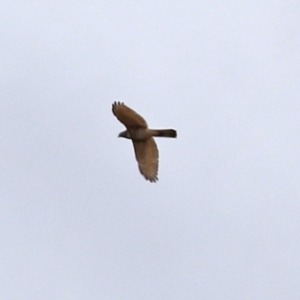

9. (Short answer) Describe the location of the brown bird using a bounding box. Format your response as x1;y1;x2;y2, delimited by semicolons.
112;102;177;182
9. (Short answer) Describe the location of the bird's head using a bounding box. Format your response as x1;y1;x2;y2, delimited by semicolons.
118;130;131;139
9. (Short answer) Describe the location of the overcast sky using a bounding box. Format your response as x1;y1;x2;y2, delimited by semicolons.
1;1;300;299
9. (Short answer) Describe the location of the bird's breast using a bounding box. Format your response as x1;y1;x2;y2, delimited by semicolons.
129;128;150;140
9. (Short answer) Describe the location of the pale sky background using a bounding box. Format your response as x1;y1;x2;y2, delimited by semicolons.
1;1;300;299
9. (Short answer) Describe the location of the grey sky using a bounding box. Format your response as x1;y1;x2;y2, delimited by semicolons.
1;1;300;299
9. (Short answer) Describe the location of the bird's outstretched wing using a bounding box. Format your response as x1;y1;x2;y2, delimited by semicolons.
132;138;159;182
112;102;148;129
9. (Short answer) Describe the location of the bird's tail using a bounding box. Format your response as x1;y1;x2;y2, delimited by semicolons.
151;129;177;138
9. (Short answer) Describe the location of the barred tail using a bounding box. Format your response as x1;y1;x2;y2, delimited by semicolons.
152;129;177;138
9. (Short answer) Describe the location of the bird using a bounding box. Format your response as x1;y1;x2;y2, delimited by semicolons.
112;101;177;182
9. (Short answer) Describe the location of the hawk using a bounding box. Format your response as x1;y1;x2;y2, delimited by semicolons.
112;102;177;182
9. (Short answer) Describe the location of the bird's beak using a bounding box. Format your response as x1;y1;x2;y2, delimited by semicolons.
118;130;127;138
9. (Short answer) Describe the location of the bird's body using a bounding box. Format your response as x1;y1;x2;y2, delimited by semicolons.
119;128;177;140
112;102;177;182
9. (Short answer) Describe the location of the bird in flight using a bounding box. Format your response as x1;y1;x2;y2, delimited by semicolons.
112;102;177;182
